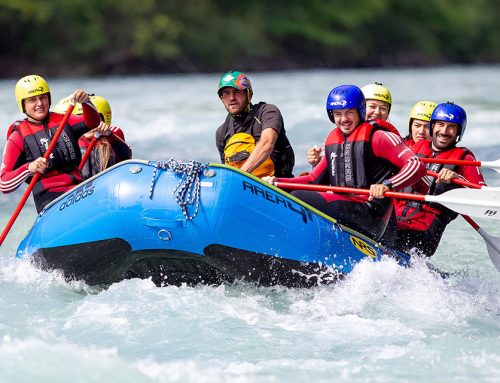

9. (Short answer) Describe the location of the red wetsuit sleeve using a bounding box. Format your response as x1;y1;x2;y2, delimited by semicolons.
108;127;132;160
276;154;329;184
371;130;426;189
0;131;31;193
456;153;487;186
81;101;101;130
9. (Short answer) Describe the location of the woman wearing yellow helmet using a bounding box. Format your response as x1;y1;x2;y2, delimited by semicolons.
306;82;393;168
404;100;437;147
54;95;132;180
361;82;392;121
1;75;105;212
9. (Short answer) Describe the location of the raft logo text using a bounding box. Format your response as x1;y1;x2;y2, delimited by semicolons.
59;182;95;211
350;236;377;258
242;181;313;224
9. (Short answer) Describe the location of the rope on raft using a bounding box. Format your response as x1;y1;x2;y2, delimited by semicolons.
148;158;208;221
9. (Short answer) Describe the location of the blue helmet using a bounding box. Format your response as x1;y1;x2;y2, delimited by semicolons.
430;102;467;143
326;85;366;123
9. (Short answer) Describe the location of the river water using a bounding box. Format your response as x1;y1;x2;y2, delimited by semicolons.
1;66;499;382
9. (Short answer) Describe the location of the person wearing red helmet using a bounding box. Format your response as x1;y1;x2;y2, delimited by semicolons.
264;85;425;241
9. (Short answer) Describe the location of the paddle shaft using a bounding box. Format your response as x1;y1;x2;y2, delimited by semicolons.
78;134;98;171
275;182;428;201
0;103;76;247
274;181;500;220
421;157;500;173
426;170;482;189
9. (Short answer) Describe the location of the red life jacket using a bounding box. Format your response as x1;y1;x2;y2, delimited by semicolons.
324;119;399;188
396;139;471;231
12;114;84;210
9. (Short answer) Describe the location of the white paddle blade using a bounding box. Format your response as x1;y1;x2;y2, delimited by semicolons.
477;227;500;272
482;159;500;174
426;188;500;220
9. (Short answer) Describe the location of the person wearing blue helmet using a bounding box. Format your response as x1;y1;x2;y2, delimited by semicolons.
263;85;425;241
394;102;486;256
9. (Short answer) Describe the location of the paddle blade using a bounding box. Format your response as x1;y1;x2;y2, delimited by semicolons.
476;227;500;272
426;188;500;220
482;159;500;174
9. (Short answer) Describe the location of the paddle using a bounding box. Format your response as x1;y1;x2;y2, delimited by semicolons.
421;158;500;173
78;133;99;171
0;102;76;247
462;215;500;272
425;170;500;271
274;182;500;220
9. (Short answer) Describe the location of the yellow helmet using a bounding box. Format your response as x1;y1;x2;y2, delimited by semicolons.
90;95;112;125
53;96;78;114
409;100;437;122
361;82;392;105
408;100;437;134
15;74;51;113
53;95;112;125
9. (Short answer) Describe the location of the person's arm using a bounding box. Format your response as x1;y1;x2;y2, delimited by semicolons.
107;126;132;160
0;132;34;193
80;97;100;130
369;130;426;199
65;91;101;138
263;154;328;185
240;128;278;173
437;153;487;186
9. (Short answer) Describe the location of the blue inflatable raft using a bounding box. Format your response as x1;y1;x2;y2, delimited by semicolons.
16;159;409;287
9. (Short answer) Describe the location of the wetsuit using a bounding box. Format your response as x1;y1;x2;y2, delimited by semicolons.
276;120;426;240
79;126;132;180
216;102;295;177
1;103;100;212
394;139;486;256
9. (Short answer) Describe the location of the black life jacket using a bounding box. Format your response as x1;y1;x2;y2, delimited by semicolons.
13;117;82;172
324;121;398;188
12;116;83;212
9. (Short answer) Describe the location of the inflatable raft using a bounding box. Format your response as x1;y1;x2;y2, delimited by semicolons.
16;159;409;287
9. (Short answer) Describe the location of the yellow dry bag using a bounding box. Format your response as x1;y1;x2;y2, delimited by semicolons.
224;133;274;177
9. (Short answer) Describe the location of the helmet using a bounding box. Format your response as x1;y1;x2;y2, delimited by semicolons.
217;71;253;96
430;102;467;142
326;85;366;123
361;82;392;106
15;74;51;113
53;95;112;125
53;96;78;115
408;100;437;131
89;95;112;125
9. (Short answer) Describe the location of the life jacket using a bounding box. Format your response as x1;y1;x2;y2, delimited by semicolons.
218;102;295;177
79;136;116;179
324;120;399;188
396;139;471;231
12;114;83;210
223;132;275;177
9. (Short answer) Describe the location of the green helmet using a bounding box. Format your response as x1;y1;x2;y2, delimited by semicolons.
217;71;253;96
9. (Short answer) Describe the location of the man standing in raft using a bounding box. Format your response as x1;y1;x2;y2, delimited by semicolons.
0;75;107;212
215;70;295;177
264;85;426;241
